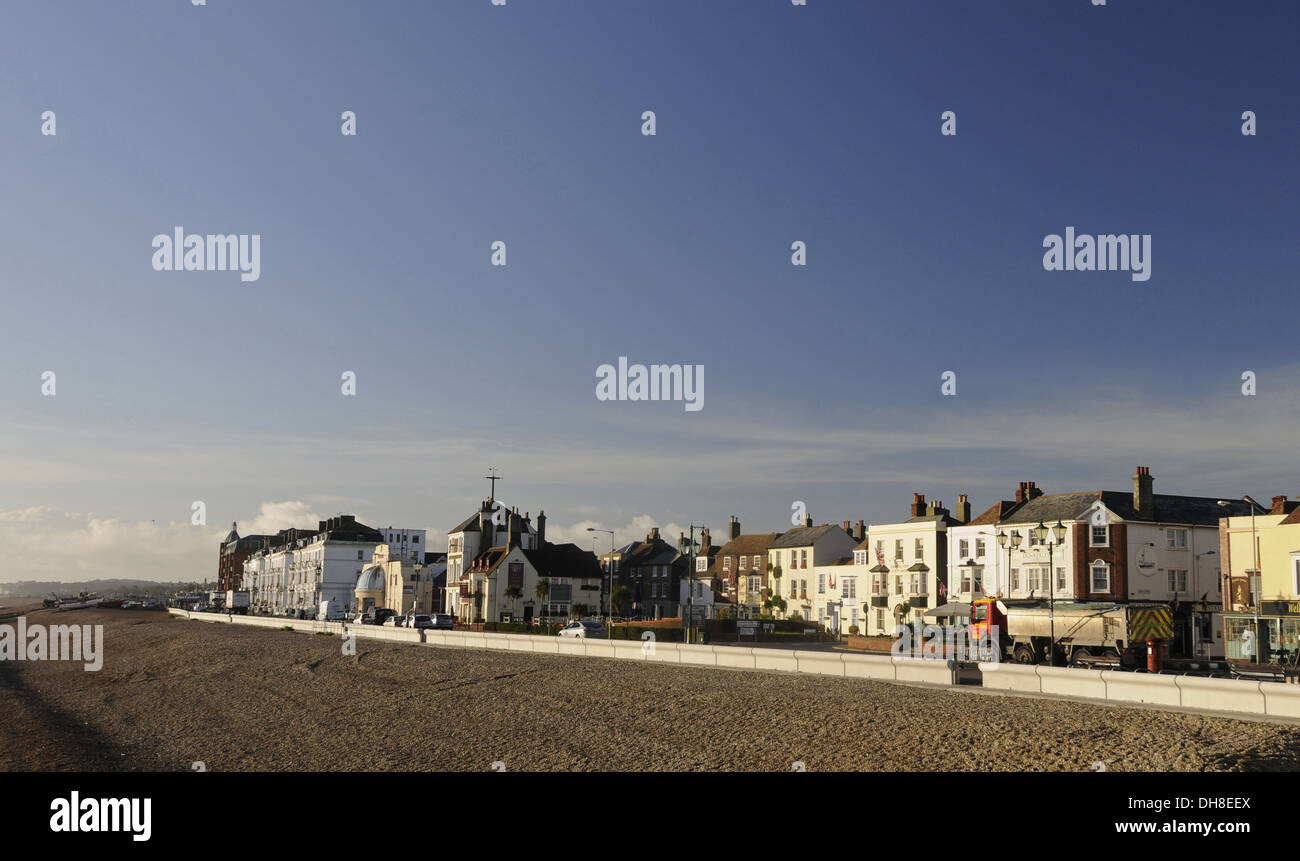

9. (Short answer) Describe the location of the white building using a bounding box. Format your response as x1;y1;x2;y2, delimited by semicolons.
444;500;542;616
768;518;858;624
245;515;425;616
862;495;962;636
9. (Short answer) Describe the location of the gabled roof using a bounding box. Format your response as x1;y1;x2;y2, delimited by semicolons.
999;491;1257;526
623;538;680;567
524;542;604;581
770;524;846;549
968;499;1023;526
716;533;783;557
1279;507;1300;526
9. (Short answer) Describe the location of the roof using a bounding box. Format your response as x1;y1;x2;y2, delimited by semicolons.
1000;491;1257;526
524;542;604;581
1279;508;1300;526
355;565;385;592
716;533;783;557
907;513;961;526
770;524;846;549
969;499;1023;526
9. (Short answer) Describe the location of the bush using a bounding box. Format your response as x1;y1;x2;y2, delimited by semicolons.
279;626;293;631
848;625;860;635
482;621;560;636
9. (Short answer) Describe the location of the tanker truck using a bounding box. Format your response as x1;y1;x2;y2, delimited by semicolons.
970;597;1174;666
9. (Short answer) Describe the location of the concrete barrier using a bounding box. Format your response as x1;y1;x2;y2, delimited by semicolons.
481;632;514;651
1101;671;1181;707
712;646;757;670
753;648;799;673
505;634;536;653
894;657;958;686
580;638;617;660
1174;675;1265;715
643;642;681;664
677;644;718;667
842;652;896;680
526;635;558;653
794;650;845;677
1260;682;1300;719
976;662;1041;693
609;640;647;661
1037;665;1106;699
553;637;585;656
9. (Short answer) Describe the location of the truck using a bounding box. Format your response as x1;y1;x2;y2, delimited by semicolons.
317;599;344;621
224;590;250;615
970;597;1174;666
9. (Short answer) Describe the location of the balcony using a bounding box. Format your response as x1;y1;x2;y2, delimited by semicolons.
870;596;888;608
910;595;930;609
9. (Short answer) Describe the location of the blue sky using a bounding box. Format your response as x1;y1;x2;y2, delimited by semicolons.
0;1;1296;581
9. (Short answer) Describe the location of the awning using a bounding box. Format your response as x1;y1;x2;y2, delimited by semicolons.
923;601;971;619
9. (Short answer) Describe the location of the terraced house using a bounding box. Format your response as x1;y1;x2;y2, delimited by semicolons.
711;516;783;618
614;527;685;620
768;516;858;623
1219;494;1300;663
864;495;961;635
995;467;1258;660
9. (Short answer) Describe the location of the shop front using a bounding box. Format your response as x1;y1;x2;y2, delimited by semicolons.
1223;601;1300;664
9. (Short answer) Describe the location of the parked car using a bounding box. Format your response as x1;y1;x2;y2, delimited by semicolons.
559;620;606;639
410;614;434;630
431;613;455;630
382;615;402;626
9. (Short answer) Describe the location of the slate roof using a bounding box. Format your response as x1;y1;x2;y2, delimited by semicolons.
716;533;784;557
969;499;1024;526
525;542;604;581
770;524;846;549
998;491;1258;526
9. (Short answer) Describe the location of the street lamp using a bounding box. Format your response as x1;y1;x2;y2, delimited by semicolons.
678;527;705;645
1030;520;1067;665
587;527;615;639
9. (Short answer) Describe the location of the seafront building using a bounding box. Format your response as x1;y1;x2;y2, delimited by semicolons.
244;516;425;616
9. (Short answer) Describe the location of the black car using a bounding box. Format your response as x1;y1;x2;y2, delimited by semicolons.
361;607;397;626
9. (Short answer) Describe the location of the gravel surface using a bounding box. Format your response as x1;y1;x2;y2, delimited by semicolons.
3;605;1300;772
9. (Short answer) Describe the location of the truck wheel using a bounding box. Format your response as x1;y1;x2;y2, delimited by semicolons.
1072;647;1092;664
1014;643;1036;664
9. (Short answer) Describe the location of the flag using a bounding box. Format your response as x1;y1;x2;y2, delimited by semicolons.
874;546;885;566
938;579;948;601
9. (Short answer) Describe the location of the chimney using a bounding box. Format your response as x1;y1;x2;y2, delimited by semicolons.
854;520;866;542
508;510;520;548
1015;482;1027;503
1271;495;1289;514
729;516;741;541
842;520;851;533
536;510;546;545
649;526;660;542
911;493;926;517
926;499;938;516
955;494;971;524
1027;482;1043;500
701;528;711;552
803;513;813;528
1133;466;1153;516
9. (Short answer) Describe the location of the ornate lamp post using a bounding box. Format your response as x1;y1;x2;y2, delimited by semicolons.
587;527;616;639
1030;520;1067;665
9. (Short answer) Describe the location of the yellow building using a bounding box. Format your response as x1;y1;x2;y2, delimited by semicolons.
1219;496;1300;663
